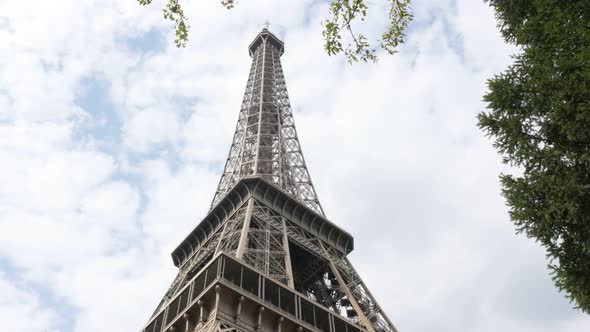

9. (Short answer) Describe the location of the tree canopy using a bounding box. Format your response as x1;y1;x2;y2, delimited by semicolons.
137;0;412;63
479;0;590;313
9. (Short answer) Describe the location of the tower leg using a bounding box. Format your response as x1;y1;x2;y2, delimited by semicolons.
236;199;255;259
322;247;376;332
281;217;295;289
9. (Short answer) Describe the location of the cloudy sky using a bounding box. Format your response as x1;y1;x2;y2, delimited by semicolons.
1;0;589;331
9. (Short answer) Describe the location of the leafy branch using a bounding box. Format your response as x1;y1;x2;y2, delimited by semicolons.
137;0;413;63
322;0;412;63
138;0;190;47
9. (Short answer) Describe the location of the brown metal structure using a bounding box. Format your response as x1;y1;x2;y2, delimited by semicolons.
140;29;397;332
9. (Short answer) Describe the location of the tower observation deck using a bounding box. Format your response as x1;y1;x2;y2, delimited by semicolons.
140;28;398;332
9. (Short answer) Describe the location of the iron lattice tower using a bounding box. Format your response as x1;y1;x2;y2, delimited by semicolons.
141;29;397;332
211;31;324;216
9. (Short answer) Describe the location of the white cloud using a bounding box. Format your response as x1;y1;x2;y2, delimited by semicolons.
0;0;588;332
123;109;180;152
0;273;60;332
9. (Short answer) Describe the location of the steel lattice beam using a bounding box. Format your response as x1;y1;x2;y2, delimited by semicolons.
211;29;324;216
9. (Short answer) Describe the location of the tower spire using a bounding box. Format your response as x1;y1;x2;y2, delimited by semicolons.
211;29;324;216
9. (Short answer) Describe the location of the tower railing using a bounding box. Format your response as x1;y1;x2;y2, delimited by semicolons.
141;253;367;332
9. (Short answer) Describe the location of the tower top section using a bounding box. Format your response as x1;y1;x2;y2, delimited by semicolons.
248;28;284;57
212;27;324;216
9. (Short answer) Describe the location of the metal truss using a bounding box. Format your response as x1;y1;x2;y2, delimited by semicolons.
217;323;240;332
195;320;217;332
151;195;396;332
150;205;248;319
196;321;241;332
287;222;397;332
327;251;395;332
151;233;219;317
156;197;394;331
215;205;249;256
211;29;324;216
242;200;291;286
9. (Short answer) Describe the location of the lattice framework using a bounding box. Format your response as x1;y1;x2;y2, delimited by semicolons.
211;30;324;216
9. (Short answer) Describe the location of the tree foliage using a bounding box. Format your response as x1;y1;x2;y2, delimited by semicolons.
323;0;412;63
136;0;412;63
138;0;190;47
479;0;590;312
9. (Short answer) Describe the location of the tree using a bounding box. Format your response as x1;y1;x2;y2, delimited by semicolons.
136;0;413;63
478;0;590;313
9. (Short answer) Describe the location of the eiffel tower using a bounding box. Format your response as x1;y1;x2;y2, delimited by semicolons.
140;28;397;332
